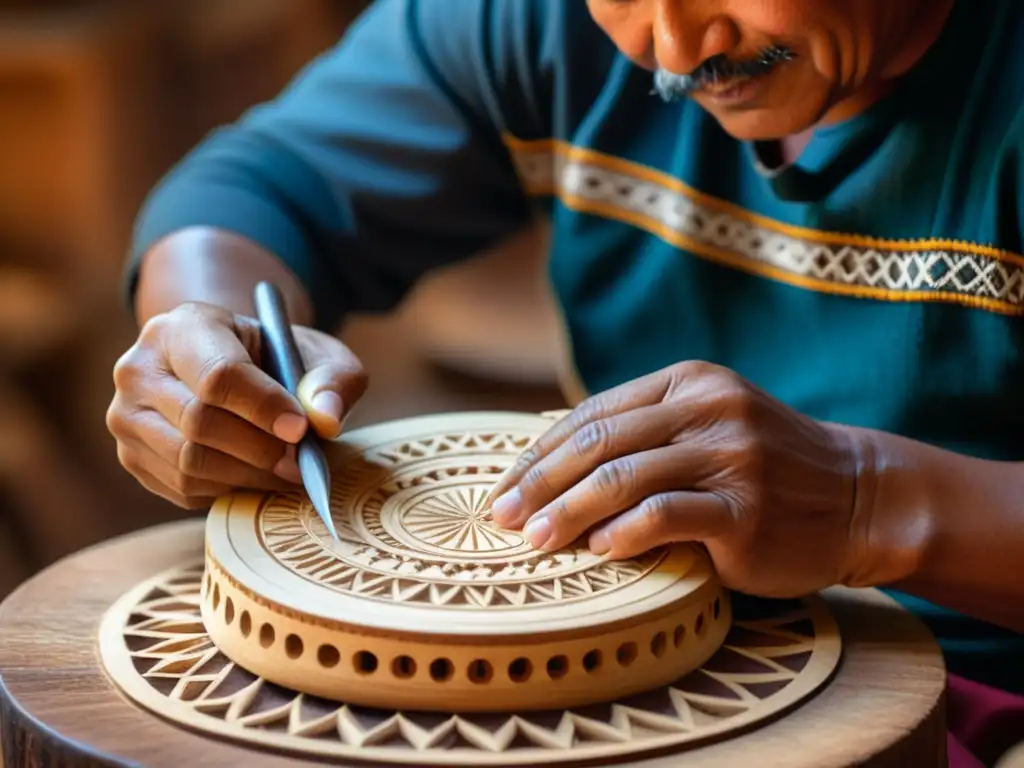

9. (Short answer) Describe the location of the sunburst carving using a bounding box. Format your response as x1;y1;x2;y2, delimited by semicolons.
401;487;521;553
102;564;840;765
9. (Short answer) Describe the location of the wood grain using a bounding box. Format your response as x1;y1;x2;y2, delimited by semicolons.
0;519;948;767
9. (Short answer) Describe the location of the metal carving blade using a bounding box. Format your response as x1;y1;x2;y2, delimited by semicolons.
297;437;339;541
252;280;341;542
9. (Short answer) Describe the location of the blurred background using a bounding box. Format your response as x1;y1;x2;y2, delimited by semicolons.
0;0;568;598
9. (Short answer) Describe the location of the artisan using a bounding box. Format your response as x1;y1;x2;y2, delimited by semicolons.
107;1;1024;762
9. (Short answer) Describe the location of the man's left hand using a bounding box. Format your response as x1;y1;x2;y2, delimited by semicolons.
485;361;864;598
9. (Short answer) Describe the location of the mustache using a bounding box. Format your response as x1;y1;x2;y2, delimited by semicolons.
652;45;795;102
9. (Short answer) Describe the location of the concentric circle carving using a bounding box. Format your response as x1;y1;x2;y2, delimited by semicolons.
99;563;842;766
258;430;664;609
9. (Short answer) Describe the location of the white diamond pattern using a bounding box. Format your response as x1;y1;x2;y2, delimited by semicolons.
509;147;1024;309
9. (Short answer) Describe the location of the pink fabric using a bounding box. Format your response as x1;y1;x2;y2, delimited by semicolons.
948;733;985;768
946;674;1024;766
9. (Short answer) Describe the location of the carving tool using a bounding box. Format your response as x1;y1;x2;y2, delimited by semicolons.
253;281;339;541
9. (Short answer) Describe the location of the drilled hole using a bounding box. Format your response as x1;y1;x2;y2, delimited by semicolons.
616;642;638;667
468;659;493;684
508;657;532;683
546;655;568;680
583;650;602;673
239;611;251;638
285;634;304;659
651;631;667;658
392;655;417;679
695;612;706;636
430;658;454;682
673;624;686;648
224;598;234;625
212;584;221;610
713;597;721;620
259;623;275;648
354;651;378;675
317;644;340;668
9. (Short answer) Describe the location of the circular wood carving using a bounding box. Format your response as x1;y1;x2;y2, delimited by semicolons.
0;519;947;768
100;561;842;766
201;412;734;712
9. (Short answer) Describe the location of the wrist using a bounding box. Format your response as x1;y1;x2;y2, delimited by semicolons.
834;426;935;589
135;227;314;326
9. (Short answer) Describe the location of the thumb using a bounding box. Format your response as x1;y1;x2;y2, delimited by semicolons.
295;333;368;439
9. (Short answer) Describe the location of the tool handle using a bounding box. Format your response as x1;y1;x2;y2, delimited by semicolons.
253;281;306;395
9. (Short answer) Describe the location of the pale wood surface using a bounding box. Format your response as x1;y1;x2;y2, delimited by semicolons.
0;519;947;767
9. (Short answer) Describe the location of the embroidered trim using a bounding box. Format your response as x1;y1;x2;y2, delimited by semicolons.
504;136;1024;316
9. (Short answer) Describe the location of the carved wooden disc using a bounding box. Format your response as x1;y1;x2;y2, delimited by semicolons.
202;412;731;712
99;562;843;766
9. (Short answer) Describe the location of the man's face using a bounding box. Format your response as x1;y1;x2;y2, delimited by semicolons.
586;0;923;140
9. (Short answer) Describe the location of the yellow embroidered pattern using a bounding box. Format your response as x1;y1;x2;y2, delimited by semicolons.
504;136;1024;316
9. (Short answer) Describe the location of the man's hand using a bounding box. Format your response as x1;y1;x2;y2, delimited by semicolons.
107;301;367;509
485;361;868;598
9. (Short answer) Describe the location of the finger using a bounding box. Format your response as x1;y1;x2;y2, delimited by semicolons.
518;443;701;550
588;492;732;560
143;376;300;478
296;340;368;439
489;403;681;529
165;317;308;444
127;414;300;492
118;443;217;510
484;373;675;508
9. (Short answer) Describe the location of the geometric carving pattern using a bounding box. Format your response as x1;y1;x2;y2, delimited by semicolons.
99;563;842;765
257;429;667;610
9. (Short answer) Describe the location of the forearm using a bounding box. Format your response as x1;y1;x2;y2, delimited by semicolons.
843;425;1024;633
134;227;314;326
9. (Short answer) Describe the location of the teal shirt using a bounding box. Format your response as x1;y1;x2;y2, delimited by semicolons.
126;0;1024;691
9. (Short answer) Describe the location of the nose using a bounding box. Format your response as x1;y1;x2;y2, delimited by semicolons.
652;1;740;75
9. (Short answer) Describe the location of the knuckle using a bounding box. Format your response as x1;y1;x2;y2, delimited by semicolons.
574;396;606;425
637;495;675;536
710;375;753;416
111;349;142;391
254;442;288;472
105;400;132;438
169;473;202;498
181;495;212;510
572;419;612;458
544;500;569;529
116;442;141;475
176;440;206;478
178;396;211;442
521;464;552;498
138;312;172;344
592;459;637;499
195;356;241;404
514;448;539;472
669;359;717;379
668;360;700;377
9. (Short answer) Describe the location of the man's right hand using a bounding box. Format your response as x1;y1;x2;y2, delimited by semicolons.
107;301;367;509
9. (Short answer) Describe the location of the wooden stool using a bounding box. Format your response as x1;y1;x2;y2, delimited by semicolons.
0;519;948;767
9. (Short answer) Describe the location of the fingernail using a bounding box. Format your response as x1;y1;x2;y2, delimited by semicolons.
589;529;611;555
312;391;343;423
272;412;307;443
523;515;552;549
273;449;302;483
489;488;521;524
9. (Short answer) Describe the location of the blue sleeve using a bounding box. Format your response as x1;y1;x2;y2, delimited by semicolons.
124;0;561;330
